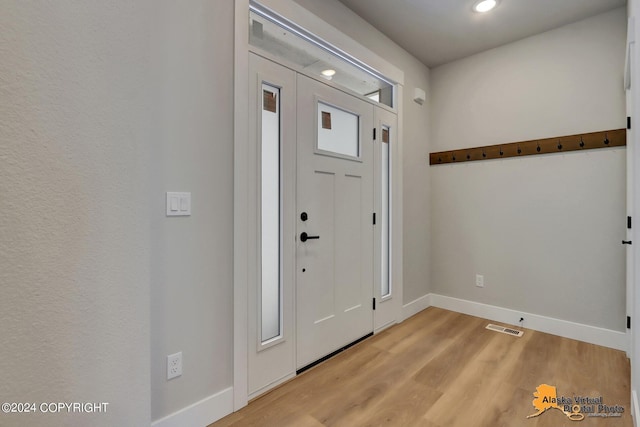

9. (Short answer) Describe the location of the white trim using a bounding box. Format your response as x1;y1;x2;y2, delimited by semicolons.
633;389;639;427
393;85;404;325
233;0;250;412
151;387;233;427
402;293;432;321
430;294;628;351
631;0;640;414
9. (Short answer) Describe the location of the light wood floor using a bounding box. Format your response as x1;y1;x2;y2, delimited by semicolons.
212;307;631;427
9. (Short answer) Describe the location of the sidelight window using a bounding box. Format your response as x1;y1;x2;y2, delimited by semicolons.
261;83;282;343
381;125;391;298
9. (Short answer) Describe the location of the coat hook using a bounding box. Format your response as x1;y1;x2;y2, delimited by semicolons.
499;146;504;156
438;157;442;163
466;152;470;160
536;143;541;152
557;140;563;150
482;149;487;158
452;153;456;162
604;133;610;145
579;136;585;148
517;144;522;155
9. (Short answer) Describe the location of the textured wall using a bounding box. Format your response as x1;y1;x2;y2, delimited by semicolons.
430;8;627;331
294;0;432;304
0;2;152;426
149;0;235;421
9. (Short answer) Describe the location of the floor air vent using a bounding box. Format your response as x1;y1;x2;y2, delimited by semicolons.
485;324;524;337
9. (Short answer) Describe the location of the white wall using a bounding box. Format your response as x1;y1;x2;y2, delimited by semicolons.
0;1;236;425
149;0;235;422
0;2;152;426
294;0;432;304
430;8;627;331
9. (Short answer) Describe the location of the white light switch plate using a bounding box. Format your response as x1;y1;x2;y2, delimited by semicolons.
166;192;191;216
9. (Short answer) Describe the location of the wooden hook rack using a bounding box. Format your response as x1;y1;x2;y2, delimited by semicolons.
429;128;626;166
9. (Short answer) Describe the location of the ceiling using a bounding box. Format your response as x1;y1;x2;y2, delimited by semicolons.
336;0;626;68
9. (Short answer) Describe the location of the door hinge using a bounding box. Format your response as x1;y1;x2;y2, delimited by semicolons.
628;315;631;329
628;117;632;130
373;298;376;310
373;128;376;140
628;216;632;229
373;212;376;225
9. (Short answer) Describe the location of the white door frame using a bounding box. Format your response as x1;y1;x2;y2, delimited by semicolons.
629;1;640;423
233;0;405;410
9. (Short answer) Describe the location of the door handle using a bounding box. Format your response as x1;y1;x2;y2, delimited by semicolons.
622;240;633;245
300;232;320;242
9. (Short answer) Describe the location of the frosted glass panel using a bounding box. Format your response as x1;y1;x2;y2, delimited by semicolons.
317;102;359;158
261;83;281;342
381;126;390;298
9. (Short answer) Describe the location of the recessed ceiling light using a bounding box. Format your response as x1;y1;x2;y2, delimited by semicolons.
473;0;498;13
321;69;336;77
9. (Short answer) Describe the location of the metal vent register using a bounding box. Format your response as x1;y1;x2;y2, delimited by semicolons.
485;324;524;337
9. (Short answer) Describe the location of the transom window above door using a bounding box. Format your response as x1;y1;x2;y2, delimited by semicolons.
249;2;395;108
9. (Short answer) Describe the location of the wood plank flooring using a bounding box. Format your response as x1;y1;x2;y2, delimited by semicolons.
211;307;631;427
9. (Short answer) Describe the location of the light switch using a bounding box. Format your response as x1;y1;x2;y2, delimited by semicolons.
166;192;191;216
170;196;179;212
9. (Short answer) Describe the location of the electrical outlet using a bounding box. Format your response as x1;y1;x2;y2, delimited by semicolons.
475;274;484;288
167;352;182;380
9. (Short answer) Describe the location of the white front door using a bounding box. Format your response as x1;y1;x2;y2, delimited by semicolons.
296;74;375;369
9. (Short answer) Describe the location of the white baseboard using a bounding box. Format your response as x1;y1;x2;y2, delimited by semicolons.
152;387;233;427
402;293;432;321
430;294;628;352
633;390;639;427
